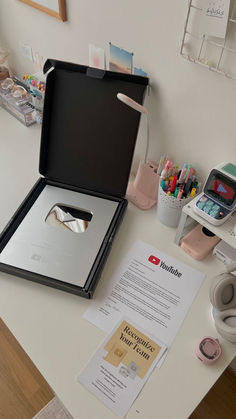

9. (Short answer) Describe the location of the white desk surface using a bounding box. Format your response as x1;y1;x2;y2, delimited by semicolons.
0;108;236;419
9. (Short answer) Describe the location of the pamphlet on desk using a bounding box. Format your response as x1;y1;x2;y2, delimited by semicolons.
84;240;205;356
78;318;167;418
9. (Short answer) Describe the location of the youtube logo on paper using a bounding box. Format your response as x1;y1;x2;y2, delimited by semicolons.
148;254;182;277
148;255;160;265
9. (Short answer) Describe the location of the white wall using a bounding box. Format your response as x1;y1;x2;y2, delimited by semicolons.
1;0;236;182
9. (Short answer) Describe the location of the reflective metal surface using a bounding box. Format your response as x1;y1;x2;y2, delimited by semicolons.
0;185;119;287
45;204;93;233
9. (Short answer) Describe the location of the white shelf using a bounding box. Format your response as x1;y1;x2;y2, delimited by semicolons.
175;194;236;248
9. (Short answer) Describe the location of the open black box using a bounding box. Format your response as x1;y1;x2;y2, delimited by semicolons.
0;60;148;298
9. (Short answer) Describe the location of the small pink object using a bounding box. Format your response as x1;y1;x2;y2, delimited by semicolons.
195;337;222;365
126;161;159;210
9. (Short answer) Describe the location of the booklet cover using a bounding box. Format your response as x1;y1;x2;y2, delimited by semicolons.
78;318;167;418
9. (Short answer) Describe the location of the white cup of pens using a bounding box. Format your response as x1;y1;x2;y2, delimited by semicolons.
157;159;199;228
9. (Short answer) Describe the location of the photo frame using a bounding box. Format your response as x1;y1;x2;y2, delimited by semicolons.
18;0;67;22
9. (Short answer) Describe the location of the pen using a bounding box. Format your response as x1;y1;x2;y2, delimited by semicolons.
185;167;194;184
157;155;166;175
170;176;178;192
190;187;196;197
183;178;192;197
178;165;187;183
160;160;172;180
184;164;192;181
172;165;179;176
161;180;167;190
174;187;179;198
166;160;173;178
177;188;183;200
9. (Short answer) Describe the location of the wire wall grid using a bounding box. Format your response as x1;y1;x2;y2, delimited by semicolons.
181;0;236;79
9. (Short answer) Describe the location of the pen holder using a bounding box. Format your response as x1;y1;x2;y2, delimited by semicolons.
157;187;193;228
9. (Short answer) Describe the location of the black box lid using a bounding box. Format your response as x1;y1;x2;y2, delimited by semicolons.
39;59;148;197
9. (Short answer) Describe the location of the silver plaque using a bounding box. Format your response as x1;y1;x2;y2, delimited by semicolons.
0;185;119;287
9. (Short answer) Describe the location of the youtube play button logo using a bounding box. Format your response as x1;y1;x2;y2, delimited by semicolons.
148;255;160;265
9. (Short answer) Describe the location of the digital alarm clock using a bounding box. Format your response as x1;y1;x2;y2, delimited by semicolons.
194;162;236;225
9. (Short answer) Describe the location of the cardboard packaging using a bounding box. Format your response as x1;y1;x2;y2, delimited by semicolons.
0;60;148;298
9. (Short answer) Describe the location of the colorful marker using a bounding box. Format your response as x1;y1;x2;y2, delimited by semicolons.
170;176;178;193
